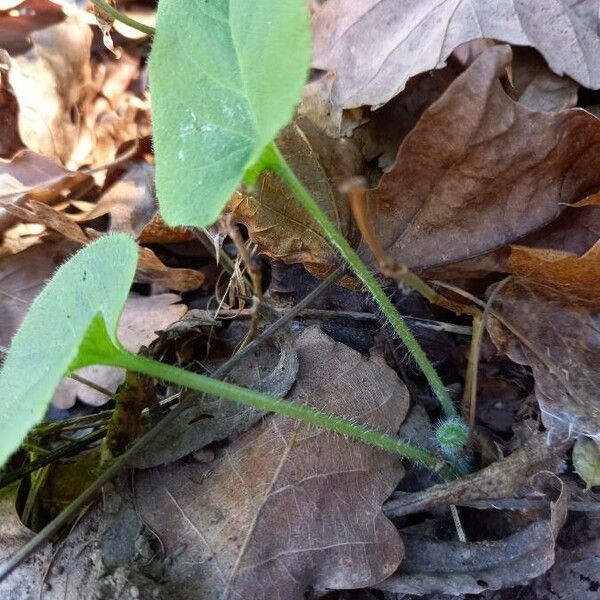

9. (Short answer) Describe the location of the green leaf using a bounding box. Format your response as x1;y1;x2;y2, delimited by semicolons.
149;0;310;227
0;235;138;466
573;436;600;491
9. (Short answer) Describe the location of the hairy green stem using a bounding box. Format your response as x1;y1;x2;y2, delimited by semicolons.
89;0;155;36
264;144;456;419
111;350;442;469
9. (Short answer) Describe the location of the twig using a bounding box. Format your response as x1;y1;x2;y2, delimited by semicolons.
383;496;600;516
222;216;262;343
204;308;472;335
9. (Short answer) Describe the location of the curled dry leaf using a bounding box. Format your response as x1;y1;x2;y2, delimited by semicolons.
75;163;194;243
0;150;87;232
378;474;567;595
488;280;600;440
3;199;204;291
0;0;65;55
132;329;299;469
383;433;568;518
124;328;406;598
508;47;578;112
7;15;92;167
313;0;600;109
507;241;600;308
77;52;151;168
228;118;362;279
365;45;600;272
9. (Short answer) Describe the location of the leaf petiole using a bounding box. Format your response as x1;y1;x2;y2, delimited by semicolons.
107;350;443;470
262;143;457;419
89;0;155;37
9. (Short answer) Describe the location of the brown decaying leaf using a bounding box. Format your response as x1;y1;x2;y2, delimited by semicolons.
2;200;204;291
365;45;600;271
0;0;65;55
228;118;362;278
352;63;459;171
74;162;194;244
132;328;407;598
0;238;80;349
379;474;567;595
313;0;600;109
132;329;299;469
7;15;92;167
0;150;87;232
507;241;600;308
383;433;568;518
53;293;187;408
508;47;578;113
519;203;600;256
0;50;24;159
76;52;151;168
488;280;600;440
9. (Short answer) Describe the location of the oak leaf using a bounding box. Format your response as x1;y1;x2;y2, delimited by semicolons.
133;327;407;598
366;45;600;272
313;0;600;109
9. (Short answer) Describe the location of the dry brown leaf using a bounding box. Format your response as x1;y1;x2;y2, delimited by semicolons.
313;0;600;109
519;204;600;257
76;163;155;235
76;52;151;168
0;50;24;159
132;329;299;469
488;280;600;440
135;245;204;291
383;433;568;518
508;47;579;112
0;238;79;349
131;327;407;598
507;242;600;308
3;199;204;291
228;118;362;278
0;150;87;232
352;63;459;171
74;163;194;244
53;293;187;408
366;45;600;271
0;0;65;55
137;212;195;244
379;474;567;595
7;15;92;167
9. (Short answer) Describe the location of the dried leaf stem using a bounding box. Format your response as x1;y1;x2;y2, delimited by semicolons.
263;145;456;418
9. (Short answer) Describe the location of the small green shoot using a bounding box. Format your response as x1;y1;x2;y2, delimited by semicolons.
0;236;444;471
150;0;310;226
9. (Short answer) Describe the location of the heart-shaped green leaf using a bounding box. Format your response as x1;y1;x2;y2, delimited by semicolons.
149;0;310;226
0;234;138;466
